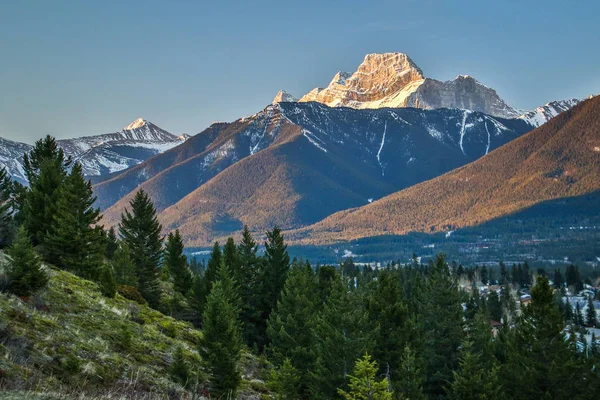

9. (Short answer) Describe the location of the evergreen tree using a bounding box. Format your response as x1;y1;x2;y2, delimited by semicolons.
22;135;71;247
310;277;372;399
6;227;48;296
419;254;464;397
200;269;243;398
45;162;104;279
118;189;163;308
105;227;118;260
268;358;301;400
258;226;290;350
396;346;426;400
337;354;392;400
112;244;138;287
267;262;317;397
195;242;221;316
223;237;240;277
365;270;409;388
448;341;502;400
587;296;598;327
237;226;261;346
575;302;584;327
164;230;192;295
499;262;508;285
98;265;117;298
487;291;503;322
502;276;592;399
0;167;15;248
553;268;564;288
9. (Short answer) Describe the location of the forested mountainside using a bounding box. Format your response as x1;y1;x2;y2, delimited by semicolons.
290;95;600;245
98;102;532;246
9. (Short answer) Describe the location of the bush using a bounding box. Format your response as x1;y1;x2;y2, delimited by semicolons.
117;284;147;305
99;265;117;298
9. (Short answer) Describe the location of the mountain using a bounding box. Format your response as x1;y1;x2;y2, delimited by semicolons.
295;53;520;118
289;95;600;245
517;99;579;127
98;102;532;246
0;118;188;184
272;90;298;104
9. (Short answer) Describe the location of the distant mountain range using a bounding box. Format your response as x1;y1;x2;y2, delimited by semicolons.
276;53;521;118
289;95;600;245
0;118;188;184
0;51;590;255
98;102;535;246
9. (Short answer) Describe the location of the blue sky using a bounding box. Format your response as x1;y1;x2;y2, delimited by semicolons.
1;0;599;143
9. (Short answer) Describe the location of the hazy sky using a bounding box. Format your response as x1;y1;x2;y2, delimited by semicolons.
1;0;599;143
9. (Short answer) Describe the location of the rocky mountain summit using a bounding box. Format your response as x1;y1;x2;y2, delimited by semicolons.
272;90;298;104
280;52;521;118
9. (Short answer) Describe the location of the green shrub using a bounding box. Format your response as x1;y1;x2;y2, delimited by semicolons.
99;266;117;298
117;284;147;305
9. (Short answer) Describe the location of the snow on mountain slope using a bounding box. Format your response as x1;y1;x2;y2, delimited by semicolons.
272;90;299;104
517;99;580;127
294;52;520;118
0;118;188;183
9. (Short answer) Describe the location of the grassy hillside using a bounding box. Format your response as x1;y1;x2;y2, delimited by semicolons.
0;254;267;399
290;95;600;245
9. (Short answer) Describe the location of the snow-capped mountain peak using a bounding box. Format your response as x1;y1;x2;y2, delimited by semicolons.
517;99;579;127
272;90;299;104
297;51;519;118
123;118;147;130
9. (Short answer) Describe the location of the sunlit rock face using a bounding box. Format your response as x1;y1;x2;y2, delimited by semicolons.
297;52;520;118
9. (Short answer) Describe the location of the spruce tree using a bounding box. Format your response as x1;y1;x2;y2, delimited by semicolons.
112;244;138;287
98;265;117;298
194;241;221;316
502;276;590;399
223;237;240;277
337;354;392;400
259;226;290;349
587;296;598;327
118;189;163;308
200;266;243;398
0;168;15;248
105;227;118;260
419;254;464;397
397;346;426;400
164;230;192;295
268;358;301;400
448;341;502;400
267;262;317;397
22;135;71;247
365;270;409;388
237;225;260;346
45;162;104;279
310;276;372;399
6;227;48;296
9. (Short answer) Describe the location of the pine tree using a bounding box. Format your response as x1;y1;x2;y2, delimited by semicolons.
258;226;290;350
502;276;591;399
419;254;464;397
553;268;564;289
365;270;409;388
22;135;71;247
587;296;598;327
194;242;221;316
397;346;426;400
337;354;392;400
267;262;318;397
0;167;15;248
223;237;240;277
268;358;301;400
164;230;192;295
200;267;243;398
98;265;117;298
45;162;104;279
112;244;138;287
448;341;502;400
119;189;163;308
6;227;48;296
105;227;118;260
237;225;261;346
310;276;372;399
